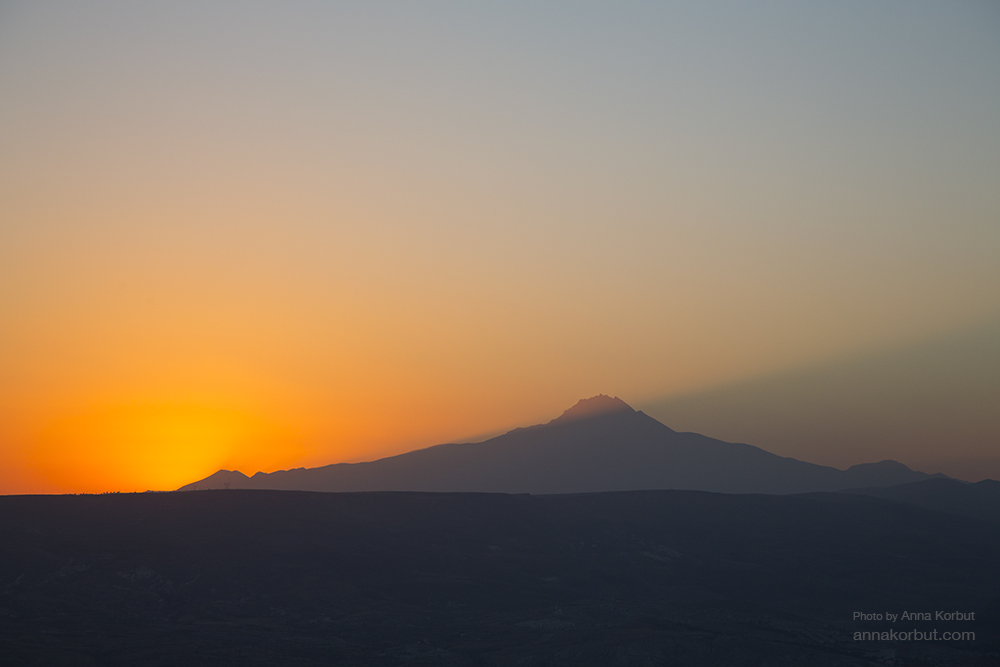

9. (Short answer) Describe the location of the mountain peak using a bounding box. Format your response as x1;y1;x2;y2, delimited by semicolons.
552;395;635;424
845;460;912;473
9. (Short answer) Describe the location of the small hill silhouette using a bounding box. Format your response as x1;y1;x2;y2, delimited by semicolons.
180;396;945;494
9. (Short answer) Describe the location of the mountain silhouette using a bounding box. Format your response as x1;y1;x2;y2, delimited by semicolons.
180;395;944;494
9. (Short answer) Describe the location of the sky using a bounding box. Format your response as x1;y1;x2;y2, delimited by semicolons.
1;1;998;493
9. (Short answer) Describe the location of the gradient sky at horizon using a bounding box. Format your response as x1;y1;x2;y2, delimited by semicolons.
2;1;999;492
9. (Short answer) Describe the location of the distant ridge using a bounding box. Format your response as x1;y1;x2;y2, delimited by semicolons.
845;477;1000;522
180;396;947;495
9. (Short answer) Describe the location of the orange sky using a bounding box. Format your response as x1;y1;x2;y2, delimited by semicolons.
2;3;999;493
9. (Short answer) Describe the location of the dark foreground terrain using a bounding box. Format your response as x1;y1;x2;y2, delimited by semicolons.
1;490;998;666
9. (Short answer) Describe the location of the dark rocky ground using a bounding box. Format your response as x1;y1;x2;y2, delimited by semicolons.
1;490;998;666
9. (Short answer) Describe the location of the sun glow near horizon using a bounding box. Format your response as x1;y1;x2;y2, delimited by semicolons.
27;401;304;493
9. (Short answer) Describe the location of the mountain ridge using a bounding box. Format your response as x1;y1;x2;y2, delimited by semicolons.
180;396;947;494
844;477;1000;522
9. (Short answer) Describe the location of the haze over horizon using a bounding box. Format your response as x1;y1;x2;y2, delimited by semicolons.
2;1;998;493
